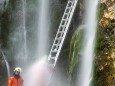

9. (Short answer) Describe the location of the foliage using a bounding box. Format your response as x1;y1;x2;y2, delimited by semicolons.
93;0;115;85
68;27;84;85
99;0;115;28
97;3;106;19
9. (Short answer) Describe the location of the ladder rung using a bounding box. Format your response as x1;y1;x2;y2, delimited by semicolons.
57;33;63;37
51;50;58;53
53;44;60;46
58;31;64;33
67;2;73;7
66;7;71;10
63;13;69;20
50;57;56;59
65;7;72;13
61;20;66;26
68;1;73;3
62;19;67;21
52;46;59;51
59;27;64;31
60;25;65;27
50;56;58;61
55;37;63;40
54;38;62;41
57;32;64;38
54;42;61;45
55;37;61;40
64;13;69;16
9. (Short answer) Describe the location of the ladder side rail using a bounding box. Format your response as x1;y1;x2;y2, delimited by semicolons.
53;0;78;67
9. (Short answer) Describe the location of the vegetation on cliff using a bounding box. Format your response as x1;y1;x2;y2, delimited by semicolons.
69;0;115;86
94;0;115;86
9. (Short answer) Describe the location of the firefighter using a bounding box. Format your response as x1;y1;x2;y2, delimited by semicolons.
8;67;24;86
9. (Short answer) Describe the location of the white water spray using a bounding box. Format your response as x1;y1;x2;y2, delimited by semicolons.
77;0;98;86
24;56;50;86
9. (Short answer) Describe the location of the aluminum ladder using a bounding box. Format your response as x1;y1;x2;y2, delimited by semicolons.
48;0;78;68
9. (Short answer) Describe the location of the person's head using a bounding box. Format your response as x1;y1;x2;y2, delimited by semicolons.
14;67;22;75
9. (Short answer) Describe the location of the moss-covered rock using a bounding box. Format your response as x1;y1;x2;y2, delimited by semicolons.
99;0;115;28
94;0;115;85
68;26;84;85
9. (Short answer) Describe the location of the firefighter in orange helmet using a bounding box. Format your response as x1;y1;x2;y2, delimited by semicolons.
8;67;24;86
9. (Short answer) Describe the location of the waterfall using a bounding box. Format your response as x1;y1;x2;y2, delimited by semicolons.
24;0;50;85
77;0;98;86
2;51;10;78
36;0;50;58
9;0;27;67
22;0;27;61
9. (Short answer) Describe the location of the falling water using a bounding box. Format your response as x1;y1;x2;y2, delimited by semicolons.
22;0;27;61
77;0;98;86
37;0;50;58
9;0;27;66
24;0;50;85
2;51;10;78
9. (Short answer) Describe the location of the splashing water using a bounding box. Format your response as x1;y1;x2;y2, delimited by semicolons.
24;56;51;86
77;0;98;86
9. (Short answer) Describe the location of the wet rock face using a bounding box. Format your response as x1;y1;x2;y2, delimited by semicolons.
0;0;6;13
0;51;7;86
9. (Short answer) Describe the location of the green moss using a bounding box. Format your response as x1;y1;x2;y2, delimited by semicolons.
92;60;98;86
95;27;105;55
93;27;105;86
97;3;106;19
69;28;83;85
93;15;115;86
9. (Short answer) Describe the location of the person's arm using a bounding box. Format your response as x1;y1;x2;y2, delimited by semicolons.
21;78;24;86
8;78;13;86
